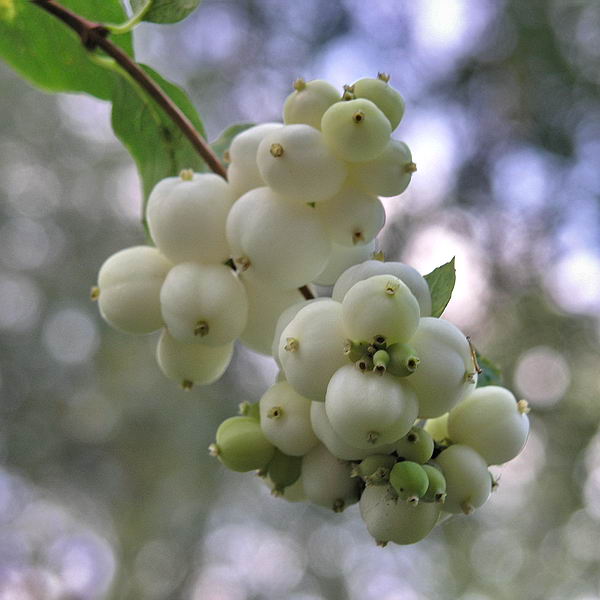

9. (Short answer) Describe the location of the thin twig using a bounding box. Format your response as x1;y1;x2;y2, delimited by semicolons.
31;0;227;179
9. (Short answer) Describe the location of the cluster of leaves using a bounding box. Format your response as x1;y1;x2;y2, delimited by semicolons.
0;0;238;225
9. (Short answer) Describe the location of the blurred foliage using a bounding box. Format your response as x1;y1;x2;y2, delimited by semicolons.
1;0;599;599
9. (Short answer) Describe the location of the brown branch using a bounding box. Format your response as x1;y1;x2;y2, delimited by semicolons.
31;0;228;180
299;285;314;300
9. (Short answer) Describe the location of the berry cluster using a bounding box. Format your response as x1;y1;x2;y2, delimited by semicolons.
211;259;530;545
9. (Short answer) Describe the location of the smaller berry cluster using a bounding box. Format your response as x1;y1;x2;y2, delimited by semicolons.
211;260;530;546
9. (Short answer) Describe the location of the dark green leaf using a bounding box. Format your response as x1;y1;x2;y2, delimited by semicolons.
210;123;254;163
111;64;207;229
0;0;133;100
130;0;202;24
475;352;503;388
424;257;456;318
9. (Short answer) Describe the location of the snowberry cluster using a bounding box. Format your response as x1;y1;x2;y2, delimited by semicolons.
92;74;414;386
211;260;531;546
92;74;530;546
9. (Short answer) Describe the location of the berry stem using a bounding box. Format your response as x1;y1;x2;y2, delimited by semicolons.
31;0;228;180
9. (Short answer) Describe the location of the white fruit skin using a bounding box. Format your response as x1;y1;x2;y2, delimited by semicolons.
156;329;234;385
341;274;421;344
408;318;477;418
315;186;385;247
321;98;392;163
262;474;305;502
226;186;331;289
350;139;413;198
352;78;405;130
310;401;395;461
160;263;248;346
146;173;233;264
256;124;348;204
332;260;432;317
301;444;360;510
283;80;341;130
238;273;304;355
325;365;418;449
424;413;450;442
435;444;491;514
447;386;530;465
360;485;441;545
312;241;376;287
97;246;172;334
228;123;283;198
271;298;328;365
259;382;319;456
278;300;349;402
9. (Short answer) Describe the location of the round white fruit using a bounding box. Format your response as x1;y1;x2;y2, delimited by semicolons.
359;484;441;545
156;329;234;388
146;173;233;264
321;98;391;162
447;386;530;465
352;76;405;130
226;186;331;289
310;401;395;461
97;246;171;334
315;186;385;247
435;444;491;514
341;274;420;344
160;263;248;346
279;300;348;402
238;273;305;355
408;318;477;418
259;381;319;456
256;124;347;204
301;444;360;511
283;79;340;130
325;365;418;449
350;139;414;197
332;260;432;317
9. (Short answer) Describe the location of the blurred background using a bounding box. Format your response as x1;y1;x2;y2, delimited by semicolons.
1;0;600;598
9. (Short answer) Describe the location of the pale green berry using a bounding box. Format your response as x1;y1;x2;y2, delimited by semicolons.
156;329;233;389
321;98;392;162
239;400;260;421
386;342;420;377
259;381;319;456
424;413;450;443
267;449;303;495
435;444;491;514
341;274;420;345
96;246;171;334
352;75;405;129
360;484;441;545
353;454;396;485
283;78;340;130
262;474;305;502
146;172;234;264
350;139;414;197
160;262;248;346
389;461;429;503
332;260;432;317
325;365;418;449
210;416;275;472
422;464;447;504
256;124;347;204
395;427;434;464
447;386;530;465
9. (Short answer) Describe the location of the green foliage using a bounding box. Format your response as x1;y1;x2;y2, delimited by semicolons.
424;257;456;318
210;123;254;163
111;64;207;225
0;0;133;100
130;0;202;24
475;352;503;388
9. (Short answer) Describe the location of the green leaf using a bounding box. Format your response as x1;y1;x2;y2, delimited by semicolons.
0;0;133;100
424;257;456;318
210;123;254;163
475;352;503;388
130;0;202;24
111;64;207;229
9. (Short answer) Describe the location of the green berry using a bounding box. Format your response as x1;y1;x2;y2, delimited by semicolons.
386;343;420;377
389;461;429;504
267;449;302;495
421;464;447;503
395;427;434;463
352;454;396;485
